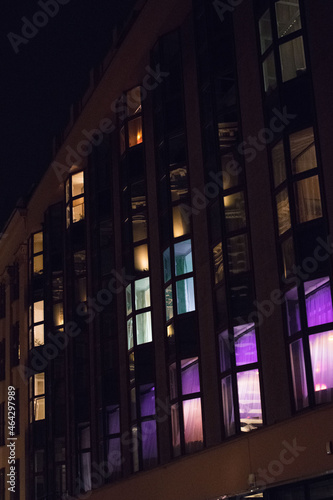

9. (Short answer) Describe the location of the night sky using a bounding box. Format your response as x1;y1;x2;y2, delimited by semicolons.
0;0;137;230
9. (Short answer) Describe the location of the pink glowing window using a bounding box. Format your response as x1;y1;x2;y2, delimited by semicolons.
305;277;333;328
234;323;257;366
237;370;262;432
309;331;333;404
182;398;203;453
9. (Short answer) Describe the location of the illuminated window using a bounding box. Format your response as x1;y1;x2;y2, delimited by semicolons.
119;86;143;155
65;171;85;226
29;373;45;422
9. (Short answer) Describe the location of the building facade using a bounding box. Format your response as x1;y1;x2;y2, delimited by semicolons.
1;0;333;498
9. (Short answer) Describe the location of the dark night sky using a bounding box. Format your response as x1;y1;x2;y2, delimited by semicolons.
0;0;137;231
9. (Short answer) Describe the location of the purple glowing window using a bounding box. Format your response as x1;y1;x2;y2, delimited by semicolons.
218;330;231;373
237;370;262;432
181;357;200;395
234;323;257;366
285;287;301;336
221;375;235;437
182;398;203;453
289;339;308;410
140;384;155;417
107;438;121;479
141;420;158;469
305;277;333;328
107;405;120;434
309;330;333;404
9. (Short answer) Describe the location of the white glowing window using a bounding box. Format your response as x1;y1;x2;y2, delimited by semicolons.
34;373;45;396
134;244;149;272
72;197;85;223
33;232;43;254
34;301;44;323
72;172;84;197
34;325;44;347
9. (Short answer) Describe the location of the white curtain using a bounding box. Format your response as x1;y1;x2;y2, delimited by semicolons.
183;398;203;452
306;283;333;328
309;331;333;404
237;370;262;431
136;311;152;344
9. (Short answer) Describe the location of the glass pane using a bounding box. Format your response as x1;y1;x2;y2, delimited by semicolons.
34;301;44;323
140;384;155;417
127;318;133;350
275;0;302;38
33;254;43;276
171;404;181;457
173;205;191;238
163;248;171;283
34;373;45;396
66;204;71;228
276;188;291;235
237;369;262;432
135;277;150;310
294;175;322;223
65;179;70;203
218;122;238;150
213;242;224;285
175;239;193;276
129;352;135;384
169;363;178;400
72;197;85;223
305;277;333;328
136;311;152;345
127;86;142;116
282;236;295;279
33;232;43;254
53;303;64;326
165;285;173;321
290;339;308;410
107;438;121;479
176;278;195;314
309;331;333;404
227;234;249;275
234;323;257;366
221;153;242;190
259;9;272;54
280;36;306;82
219;330;231;372
128;117;143;148
74;250;86;276
134;244;149;272
72;172;84;197
107;405;120;434
263;52;277;93
126;285;132;316
170;167;188;202
221;375;235;437
80;452;91;492
141;420;158;469
132;214;147;243
183;398;203;453
131;181;146;210
290;128;316;174
181;358;200;395
224;191;246;232
285;287;301;336
272;141;286;187
34;397;45;421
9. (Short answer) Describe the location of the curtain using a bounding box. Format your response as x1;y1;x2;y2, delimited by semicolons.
290;340;308;410
295;175;322;223
176;278;195;314
306;282;333;328
141;420;158;469
136;311;152;344
234;328;258;367
80;452;91;492
140;385;155;417
181;358;200;395
237;370;262;431
222;376;235;437
171;404;181;457
309;331;333;404
183;398;203;453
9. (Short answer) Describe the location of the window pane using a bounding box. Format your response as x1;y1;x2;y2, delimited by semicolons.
127;318;133;350
294;175;322;223
221;375;235;437
131;181;146;210
224;191;246;232
34;325;44;347
309;331;333;404
127;86;142;116
72;172;84;197
136;312;152;344
259;9;272;54
53;303;64;326
171;404;181;457
173;205;191;238
140;384;155;417
237;370;262;432
219;330;231;372
276;188;291;235
227;234;249;275
181;358;200;395
107;405;120;434
221;153;242;190
130;388;136;421
80;452;91;492
141;420;158;469
128;117;143;148
282;236;295;279
131;426;139;472
170;167;188;202
134;244;149;272
107;438;121;479
290;128;316;174
34;373;45;396
72;197;85;223
275;0;302;38
169;363;178;400
129;352;135;384
132;214;147;243
34;301;44;323
183;398;203;453
163;248;171;283
165;285;173;321
213;242;224;285
33;232;43;254
218;122;238;150
234;323;257;366
263;52;277;93
305;277;333;328
135;277;150;310
126;285;132;316
175;239;193;276
290;339;308;411
272;141;286;187
280;36;306;82
285;287;301;336
176;278;195;314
